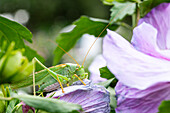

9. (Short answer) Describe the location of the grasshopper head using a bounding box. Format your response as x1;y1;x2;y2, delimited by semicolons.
76;66;88;80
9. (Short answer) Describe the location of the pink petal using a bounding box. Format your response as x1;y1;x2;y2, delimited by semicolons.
115;82;170;113
103;29;170;90
139;3;170;50
49;83;110;113
132;22;170;61
88;55;107;83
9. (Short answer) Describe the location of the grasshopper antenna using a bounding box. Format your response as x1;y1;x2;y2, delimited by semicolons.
82;12;122;66
82;22;111;66
48;40;80;66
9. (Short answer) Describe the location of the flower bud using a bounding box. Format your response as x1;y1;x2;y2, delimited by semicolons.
0;42;33;84
2;50;23;79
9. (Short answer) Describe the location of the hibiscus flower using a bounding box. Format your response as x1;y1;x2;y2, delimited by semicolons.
103;3;170;113
48;79;110;113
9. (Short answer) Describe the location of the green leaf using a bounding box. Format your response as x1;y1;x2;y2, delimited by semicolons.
24;46;45;71
0;16;32;43
97;78;115;88
107;87;117;108
0;93;5;113
0;16;44;64
110;1;136;24
101;0;115;5
140;0;170;17
24;46;44;61
101;0;139;5
12;94;82;113
5;87;21;113
115;24;133;41
0;41;7;59
53;16;118;64
99;66;115;79
0;21;24;49
6;99;19;113
158;101;170;113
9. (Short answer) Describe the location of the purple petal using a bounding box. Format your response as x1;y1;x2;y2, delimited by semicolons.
115;82;170;113
88;55;107;83
103;29;170;90
139;3;170;49
49;82;110;113
72;79;92;86
132;22;170;60
21;102;35;113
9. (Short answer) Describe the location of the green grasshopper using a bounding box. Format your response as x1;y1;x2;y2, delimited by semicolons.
32;18;113;95
32;42;92;94
33;57;88;94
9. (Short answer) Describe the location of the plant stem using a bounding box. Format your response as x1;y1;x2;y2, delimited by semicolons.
117;22;133;30
132;3;140;28
1;84;8;108
33;58;36;96
0;97;13;101
1;84;6;97
136;4;140;25
132;13;136;28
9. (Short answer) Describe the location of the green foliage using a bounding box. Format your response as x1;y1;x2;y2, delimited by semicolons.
0;16;44;64
0;42;34;84
12;94;82;113
101;0;140;5
139;0;170;17
99;66;115;79
110;1;136;24
158;101;170;113
0;41;7;59
0;0;109;32
53;16;118;64
24;46;44;63
116;24;133;41
97;78;115;88
101;0;115;5
6;99;19;113
0;92;5;113
0;16;32;45
99;67;118;87
107;87;117;110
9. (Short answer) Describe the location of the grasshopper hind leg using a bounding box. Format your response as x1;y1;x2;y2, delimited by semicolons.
56;74;65;93
33;57;65;94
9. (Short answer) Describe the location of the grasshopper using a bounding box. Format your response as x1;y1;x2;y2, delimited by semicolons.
32;41;91;94
33;57;87;94
32;18;114;95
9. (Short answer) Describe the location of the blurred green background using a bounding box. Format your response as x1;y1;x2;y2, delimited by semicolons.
0;0;111;67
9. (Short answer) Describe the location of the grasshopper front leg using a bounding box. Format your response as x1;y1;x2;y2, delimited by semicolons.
33;57;68;94
73;74;86;86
